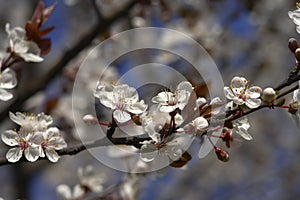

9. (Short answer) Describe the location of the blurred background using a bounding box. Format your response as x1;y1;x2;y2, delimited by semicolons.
0;0;299;199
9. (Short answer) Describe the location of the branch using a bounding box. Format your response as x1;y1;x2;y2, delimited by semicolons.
0;134;150;167
0;0;139;123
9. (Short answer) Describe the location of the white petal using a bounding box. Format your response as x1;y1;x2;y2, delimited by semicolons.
9;112;25;125
0;88;13;101
196;97;207;107
159;105;176;113
113;110;131;123
45;148;60;162
30;132;44;145
140;143;157;162
0;68;17;89
177;81;193;93
6;147;23;162
19;53;43;62
152;92;172;104
224;87;235;100
1;130;19;146
73;184;85;198
248;86;262;98
127;100;148;114
56;184;72;200
231;76;247;88
245;98;261;108
24;146;40;162
236;128;253;140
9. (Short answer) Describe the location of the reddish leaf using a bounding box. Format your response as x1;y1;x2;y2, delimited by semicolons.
38;38;51;55
42;1;57;26
25;22;40;41
31;2;44;26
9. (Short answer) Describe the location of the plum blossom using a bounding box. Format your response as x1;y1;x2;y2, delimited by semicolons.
224;76;262;108
231;117;252;140
94;83;148;123
140;111;192;163
1;128;43;162
183;116;209;136
152;81;193;113
39;127;67;162
0;68;17;101
6;23;43;62
2;112;66;163
56;165;106;200
9;112;53;131
289;8;300;34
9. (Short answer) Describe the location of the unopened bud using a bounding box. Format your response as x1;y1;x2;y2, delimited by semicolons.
83;114;98;125
289;101;299;114
214;147;229;162
262;87;276;103
288;38;299;53
222;128;233;148
295;48;300;62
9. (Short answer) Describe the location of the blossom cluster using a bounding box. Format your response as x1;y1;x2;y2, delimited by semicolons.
92;76;273;166
1;112;67;163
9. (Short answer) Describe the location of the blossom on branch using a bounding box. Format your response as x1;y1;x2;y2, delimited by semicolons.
224;76;262;108
152;81;193;113
94;83;148;123
6;23;43;62
0;68;17;101
1;112;67;163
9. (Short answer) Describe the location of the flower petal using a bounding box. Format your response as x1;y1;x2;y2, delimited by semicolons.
245;98;261;108
1;130;19;146
6;147;23;162
45;148;60;162
248;86;262;98
0;68;17;89
24;146;40;162
224;87;235;100
113;110;131;123
0;88;13;101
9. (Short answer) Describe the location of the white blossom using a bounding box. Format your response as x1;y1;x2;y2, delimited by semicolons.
183;116;209;136
5;23;43;62
56;184;84;200
224;76;262;108
232;117;252;140
1;128;43;162
140;110;192;163
0;68;17;101
289;8;300;34
2;112;66;163
9;112;53;132
152;81;193;113
94;83;148;123
56;166;106;200
40;127;67;162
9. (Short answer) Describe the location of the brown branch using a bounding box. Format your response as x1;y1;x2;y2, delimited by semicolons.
0;135;150;167
0;0;139;123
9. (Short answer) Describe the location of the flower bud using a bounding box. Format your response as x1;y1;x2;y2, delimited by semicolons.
289;101;299;114
222;128;233;148
83;114;98;125
288;38;299;53
295;48;300;62
262;87;276;103
214;147;229;162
